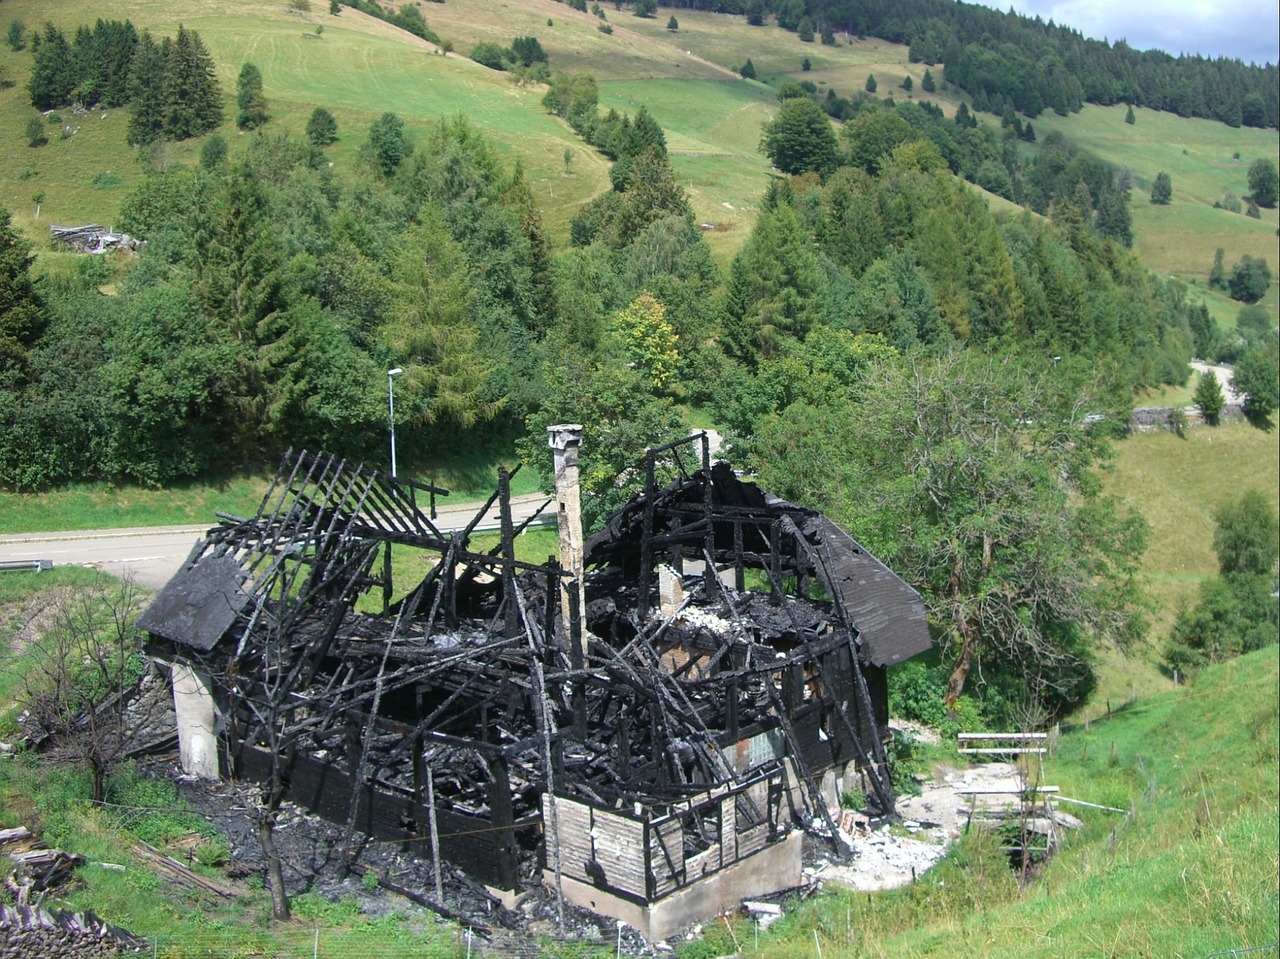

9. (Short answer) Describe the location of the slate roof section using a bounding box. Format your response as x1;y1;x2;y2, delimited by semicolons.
136;552;249;651
809;515;931;667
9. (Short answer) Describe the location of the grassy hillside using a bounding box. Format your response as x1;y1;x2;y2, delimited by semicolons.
0;0;610;245
4;0;1274;277
1026;103;1280;324
1074;422;1280;715
744;648;1279;958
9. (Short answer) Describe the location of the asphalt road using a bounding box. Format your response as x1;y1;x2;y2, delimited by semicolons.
0;493;554;590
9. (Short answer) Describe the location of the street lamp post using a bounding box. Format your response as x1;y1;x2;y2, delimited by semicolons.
387;368;403;478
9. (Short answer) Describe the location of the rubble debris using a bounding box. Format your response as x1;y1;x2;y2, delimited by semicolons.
48;224;141;254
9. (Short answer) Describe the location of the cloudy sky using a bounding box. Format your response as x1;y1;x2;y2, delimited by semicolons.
972;0;1279;66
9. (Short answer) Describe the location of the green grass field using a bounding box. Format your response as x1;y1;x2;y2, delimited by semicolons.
0;0;611;246
745;648;1278;959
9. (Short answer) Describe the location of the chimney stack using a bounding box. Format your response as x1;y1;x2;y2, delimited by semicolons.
547;425;587;659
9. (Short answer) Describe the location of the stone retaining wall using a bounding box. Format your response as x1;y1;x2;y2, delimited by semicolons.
1130;404;1245;431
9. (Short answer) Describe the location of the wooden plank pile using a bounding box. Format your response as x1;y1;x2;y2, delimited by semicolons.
1;826;85;905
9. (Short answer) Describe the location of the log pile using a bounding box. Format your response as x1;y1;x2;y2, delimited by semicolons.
0;904;147;957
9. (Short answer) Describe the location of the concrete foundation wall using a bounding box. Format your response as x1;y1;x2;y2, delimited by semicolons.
170;661;218;780
547;831;803;942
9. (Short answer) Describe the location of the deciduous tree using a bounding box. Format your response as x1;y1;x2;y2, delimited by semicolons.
1234;342;1279;418
760;95;839;176
1228;254;1271;303
759;352;1146;714
1150;171;1172;204
306;106;338;146
1247;157;1277;207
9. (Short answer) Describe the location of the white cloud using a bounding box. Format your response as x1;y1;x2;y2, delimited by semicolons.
974;0;1278;65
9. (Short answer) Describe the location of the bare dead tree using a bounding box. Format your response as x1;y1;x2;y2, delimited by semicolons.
18;574;154;805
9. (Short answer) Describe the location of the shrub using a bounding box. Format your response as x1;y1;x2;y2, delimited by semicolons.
469;41;510;70
25;116;47;147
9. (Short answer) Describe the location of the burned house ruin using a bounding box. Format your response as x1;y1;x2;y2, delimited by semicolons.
138;429;930;939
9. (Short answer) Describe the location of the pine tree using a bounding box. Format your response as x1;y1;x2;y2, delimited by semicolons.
666;15;678;31
921;69;935;93
865;74;877;93
1124;103;1135;124
237;62;268;130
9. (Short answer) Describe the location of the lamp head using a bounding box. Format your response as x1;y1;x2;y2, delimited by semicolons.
388;367;404;377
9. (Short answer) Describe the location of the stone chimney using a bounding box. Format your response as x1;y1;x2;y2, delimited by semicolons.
547;425;587;659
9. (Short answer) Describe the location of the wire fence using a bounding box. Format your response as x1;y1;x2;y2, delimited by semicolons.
136;926;632;959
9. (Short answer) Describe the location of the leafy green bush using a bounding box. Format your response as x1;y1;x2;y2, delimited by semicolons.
104;763;210;845
887;730;925;796
840;788;866;810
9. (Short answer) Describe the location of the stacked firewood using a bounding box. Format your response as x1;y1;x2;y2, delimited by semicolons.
0;904;146;957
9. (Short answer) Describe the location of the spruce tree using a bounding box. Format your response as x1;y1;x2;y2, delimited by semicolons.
237;62;268;130
162;25;223;141
127;31;167;147
1194;370;1226;423
0;208;48;379
1125;103;1135;124
27;23;74;109
921;68;935;92
865;74;877;93
1209;248;1226;289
